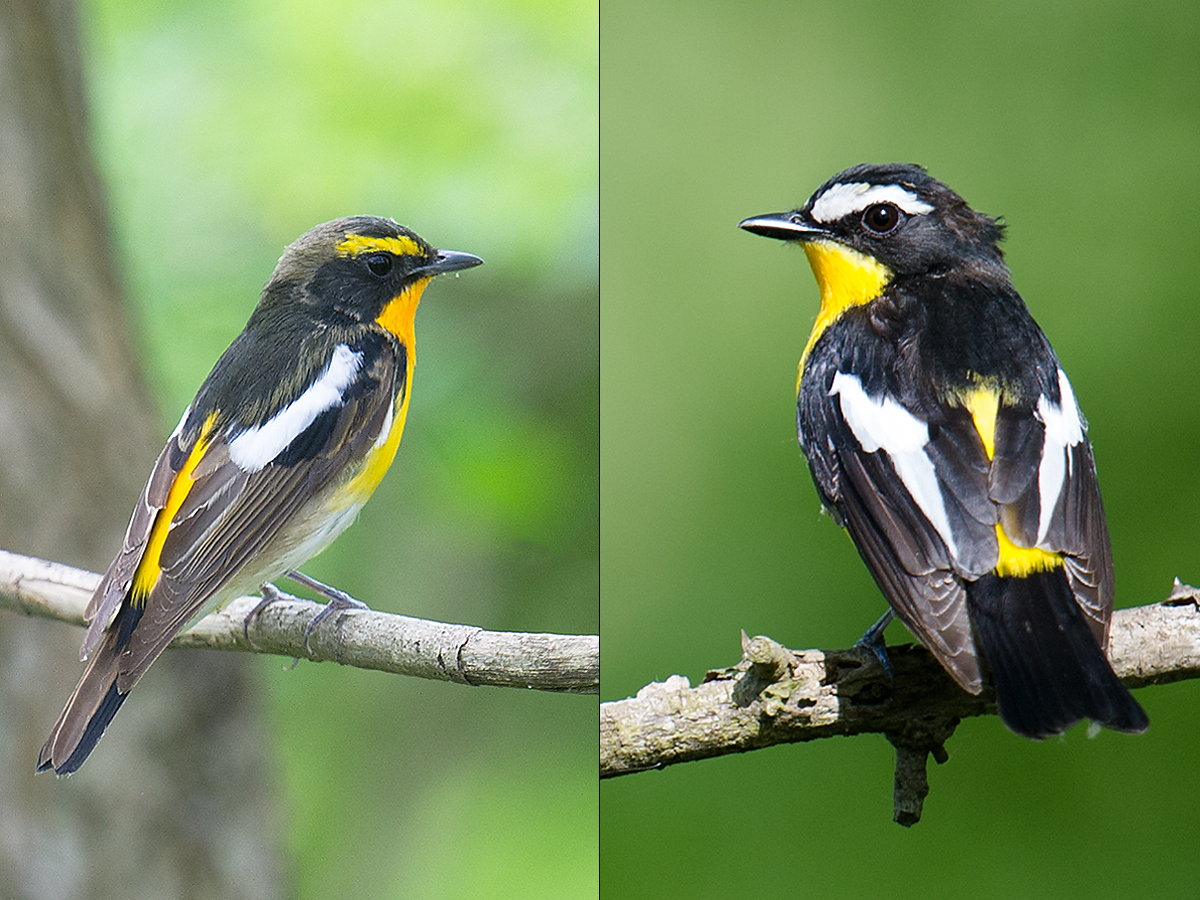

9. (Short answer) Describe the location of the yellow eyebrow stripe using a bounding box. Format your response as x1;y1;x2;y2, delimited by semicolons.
131;413;217;601
337;234;423;258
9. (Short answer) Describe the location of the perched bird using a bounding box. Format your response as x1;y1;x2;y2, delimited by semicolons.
739;164;1148;738
38;216;482;774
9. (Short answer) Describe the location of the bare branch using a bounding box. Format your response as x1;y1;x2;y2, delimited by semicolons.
0;549;598;694
601;586;1200;823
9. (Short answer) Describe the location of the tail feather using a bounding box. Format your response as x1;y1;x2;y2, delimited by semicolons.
967;570;1148;739
37;630;131;775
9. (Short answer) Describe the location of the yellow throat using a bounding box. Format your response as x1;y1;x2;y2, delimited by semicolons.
336;275;433;503
798;239;892;387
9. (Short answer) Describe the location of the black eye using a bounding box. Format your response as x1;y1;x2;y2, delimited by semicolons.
862;203;901;234
365;253;393;277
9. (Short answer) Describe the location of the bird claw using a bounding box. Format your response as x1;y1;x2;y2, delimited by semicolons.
242;582;294;643
285;570;370;653
241;573;369;658
855;609;896;683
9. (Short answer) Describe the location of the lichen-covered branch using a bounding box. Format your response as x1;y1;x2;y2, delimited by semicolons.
601;586;1200;823
0;549;598;694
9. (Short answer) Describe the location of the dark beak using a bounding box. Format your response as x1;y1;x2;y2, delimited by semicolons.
420;249;485;276
738;212;825;242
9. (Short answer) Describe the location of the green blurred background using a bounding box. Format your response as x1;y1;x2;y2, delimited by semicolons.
82;0;596;896
601;0;1200;896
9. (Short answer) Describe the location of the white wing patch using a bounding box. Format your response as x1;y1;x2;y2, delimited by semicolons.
373;394;395;452
1034;368;1085;544
228;343;364;473
169;405;192;440
830;372;959;561
810;182;935;224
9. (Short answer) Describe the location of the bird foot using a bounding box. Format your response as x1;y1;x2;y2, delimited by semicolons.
855;609;896;683
284;570;371;653
242;582;293;642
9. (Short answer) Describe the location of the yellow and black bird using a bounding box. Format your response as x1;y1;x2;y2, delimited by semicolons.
38;216;482;774
739;163;1147;739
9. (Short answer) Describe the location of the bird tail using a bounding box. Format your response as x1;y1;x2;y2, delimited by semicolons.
967;570;1148;739
37;615;137;776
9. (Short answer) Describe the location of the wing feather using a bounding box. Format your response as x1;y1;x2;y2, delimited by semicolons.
990;379;1112;647
74;333;399;696
834;443;982;692
82;414;194;658
111;339;399;688
802;362;987;693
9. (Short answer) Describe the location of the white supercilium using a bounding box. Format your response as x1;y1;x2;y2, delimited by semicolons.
810;182;935;224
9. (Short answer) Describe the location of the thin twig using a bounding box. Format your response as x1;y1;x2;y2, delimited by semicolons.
0;549;598;694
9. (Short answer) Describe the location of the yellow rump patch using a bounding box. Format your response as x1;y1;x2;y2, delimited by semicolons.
993;524;1062;578
337;233;423;259
958;382;1001;459
131;413;217;600
797;239;892;387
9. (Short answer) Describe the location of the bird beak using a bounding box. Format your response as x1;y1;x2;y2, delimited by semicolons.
738;212;825;242
420;249;485;276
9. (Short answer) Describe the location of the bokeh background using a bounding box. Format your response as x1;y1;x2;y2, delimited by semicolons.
601;1;1200;897
6;0;596;897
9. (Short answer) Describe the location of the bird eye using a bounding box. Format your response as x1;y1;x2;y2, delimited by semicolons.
862;203;901;234
365;253;393;277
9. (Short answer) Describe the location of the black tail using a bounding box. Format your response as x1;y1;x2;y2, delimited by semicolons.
37;627;132;775
967;570;1148;739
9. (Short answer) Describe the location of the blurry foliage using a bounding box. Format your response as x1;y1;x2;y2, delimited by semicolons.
602;0;1200;897
79;0;596;896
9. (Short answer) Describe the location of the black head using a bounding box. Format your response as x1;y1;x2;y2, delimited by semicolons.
257;216;483;322
740;163;1006;277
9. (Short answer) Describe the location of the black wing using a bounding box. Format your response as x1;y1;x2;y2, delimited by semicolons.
41;332;401;774
800;360;994;693
990;374;1113;647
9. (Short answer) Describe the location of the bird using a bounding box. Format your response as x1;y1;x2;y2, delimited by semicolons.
738;163;1148;739
38;216;482;774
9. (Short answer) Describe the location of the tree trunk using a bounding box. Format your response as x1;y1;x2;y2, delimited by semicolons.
0;1;287;896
